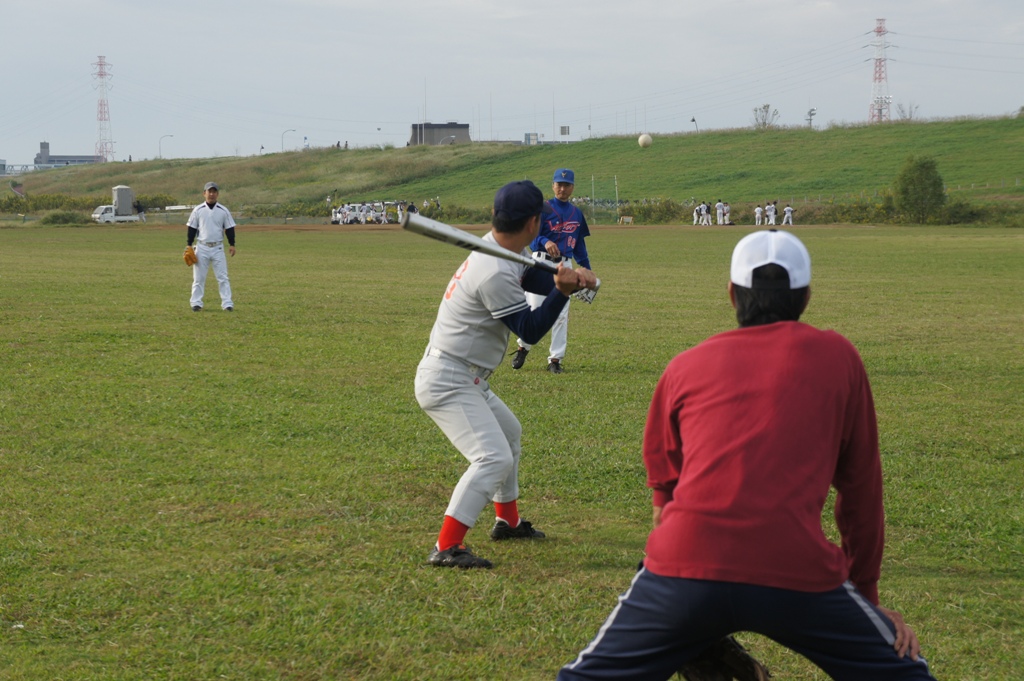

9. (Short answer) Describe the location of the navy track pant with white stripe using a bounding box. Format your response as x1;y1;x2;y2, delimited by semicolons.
559;568;936;681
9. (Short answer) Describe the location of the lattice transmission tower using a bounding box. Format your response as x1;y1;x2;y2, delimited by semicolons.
869;19;892;123
93;56;115;161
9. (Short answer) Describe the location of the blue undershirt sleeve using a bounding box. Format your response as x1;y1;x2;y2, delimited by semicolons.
521;266;556;296
574;236;591;270
500;290;569;345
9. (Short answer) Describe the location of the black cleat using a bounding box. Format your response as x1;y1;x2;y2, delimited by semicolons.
428;544;493;569
490;519;546;540
225;307;233;312
679;635;772;681
192;306;202;312
547;359;564;374
511;347;529;370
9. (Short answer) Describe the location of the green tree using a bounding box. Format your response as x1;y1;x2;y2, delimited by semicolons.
892;155;946;223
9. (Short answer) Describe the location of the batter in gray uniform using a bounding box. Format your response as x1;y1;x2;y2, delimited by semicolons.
415;180;597;569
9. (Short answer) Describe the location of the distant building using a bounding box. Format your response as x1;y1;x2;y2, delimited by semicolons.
33;142;100;168
408;122;472;146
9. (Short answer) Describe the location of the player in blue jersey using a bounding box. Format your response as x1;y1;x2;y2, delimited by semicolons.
510;168;594;374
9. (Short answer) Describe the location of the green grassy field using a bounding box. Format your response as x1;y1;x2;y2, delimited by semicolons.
1;223;1022;680
12;116;1024;213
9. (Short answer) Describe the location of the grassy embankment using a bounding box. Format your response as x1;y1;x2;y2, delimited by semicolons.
5;116;1022;224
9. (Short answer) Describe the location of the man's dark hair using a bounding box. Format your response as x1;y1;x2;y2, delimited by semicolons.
491;212;535;234
733;263;809;327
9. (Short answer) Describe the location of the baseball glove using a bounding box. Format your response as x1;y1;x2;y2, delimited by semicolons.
571;288;596;304
183;245;197;266
678;636;771;681
570;277;601;304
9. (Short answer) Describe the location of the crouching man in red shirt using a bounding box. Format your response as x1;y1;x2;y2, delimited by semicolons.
559;230;937;681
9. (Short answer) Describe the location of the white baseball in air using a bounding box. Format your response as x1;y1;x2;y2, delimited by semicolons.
638;133;653;148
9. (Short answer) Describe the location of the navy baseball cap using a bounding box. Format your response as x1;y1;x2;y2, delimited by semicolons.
204;182;219;191
553;168;575;185
493;180;553;221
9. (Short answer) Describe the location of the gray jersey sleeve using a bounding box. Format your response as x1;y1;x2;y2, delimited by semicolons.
426;235;530;369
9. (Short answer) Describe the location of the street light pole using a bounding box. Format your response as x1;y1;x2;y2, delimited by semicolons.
806;108;817;128
281;129;296;151
691;117;699;134
159;134;173;159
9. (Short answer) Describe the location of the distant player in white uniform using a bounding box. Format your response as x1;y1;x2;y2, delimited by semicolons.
416;180;597;569
755;204;764;225
767;201;778;225
185;182;236;311
782;204;795;225
715;200;725;225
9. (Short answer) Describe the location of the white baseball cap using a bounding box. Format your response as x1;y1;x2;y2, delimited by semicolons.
730;229;811;289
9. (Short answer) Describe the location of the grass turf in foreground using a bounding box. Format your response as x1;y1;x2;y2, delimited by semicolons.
0;224;1021;679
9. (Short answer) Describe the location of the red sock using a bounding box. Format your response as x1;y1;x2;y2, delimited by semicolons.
436;515;470;552
494;501;520;528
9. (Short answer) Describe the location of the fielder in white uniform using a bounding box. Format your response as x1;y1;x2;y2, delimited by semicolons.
715;200;725;225
415;180;597;569
186;182;236;311
767;201;778;225
782;204;795;225
755;204;764;225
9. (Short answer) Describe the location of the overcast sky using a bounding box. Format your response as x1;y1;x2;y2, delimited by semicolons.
2;0;1022;165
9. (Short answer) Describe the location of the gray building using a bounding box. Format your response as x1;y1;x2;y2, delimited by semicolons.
408;122;472;146
34;142;100;168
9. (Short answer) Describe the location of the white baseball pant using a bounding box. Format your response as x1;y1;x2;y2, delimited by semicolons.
415;352;521;527
191;242;233;310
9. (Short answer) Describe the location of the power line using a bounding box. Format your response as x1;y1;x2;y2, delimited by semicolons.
903;46;1024;61
891;31;1024;48
892;59;1024;76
